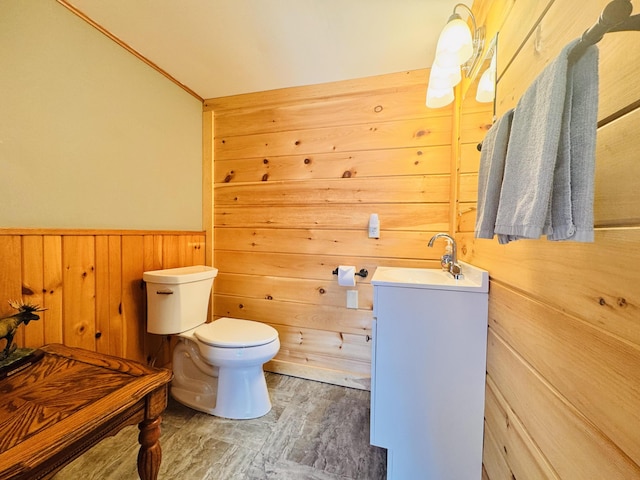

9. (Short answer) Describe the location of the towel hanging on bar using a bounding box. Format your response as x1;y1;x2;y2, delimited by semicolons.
482;39;599;243
476;0;640;153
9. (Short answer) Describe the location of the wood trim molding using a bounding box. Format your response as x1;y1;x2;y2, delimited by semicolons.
56;0;204;103
0;228;205;236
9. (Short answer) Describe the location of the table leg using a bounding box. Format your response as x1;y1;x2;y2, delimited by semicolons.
137;416;162;480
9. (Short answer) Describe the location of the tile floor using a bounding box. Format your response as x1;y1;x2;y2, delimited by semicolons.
53;373;387;480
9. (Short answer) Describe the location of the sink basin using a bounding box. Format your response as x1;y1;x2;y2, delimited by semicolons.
371;261;488;293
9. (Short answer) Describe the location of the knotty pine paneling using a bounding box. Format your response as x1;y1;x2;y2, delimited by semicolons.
496;0;640;121
457;203;477;233
0;236;24;348
215;229;446;260
460;142;482;174
215;204;450;231
214;294;372;338
487;330;640;478
459;174;480;204
216;175;450;205
0;236;22;314
489;282;640;466
458;76;492;234
215;118;452;161
95;235;124;357
43;236;63;346
210;82;450;138
62;235;97;351
466;0;640;477
482;417;516;480
205;69;432;112
489;0;550;81
214;146;451;184
208;69;454;389
484;379;559;479
274;326;371;373
460;110;493;145
0;230;205;366
213;251;441;279
594;107;640;226
460;229;640;343
214;273;374;311
21;236;45;348
121;235;146;364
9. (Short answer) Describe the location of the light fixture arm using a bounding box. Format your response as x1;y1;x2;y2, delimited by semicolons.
451;3;477;35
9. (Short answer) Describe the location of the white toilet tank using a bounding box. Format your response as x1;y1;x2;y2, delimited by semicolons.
143;265;218;334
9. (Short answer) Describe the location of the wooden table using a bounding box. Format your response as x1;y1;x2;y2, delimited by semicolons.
0;344;172;480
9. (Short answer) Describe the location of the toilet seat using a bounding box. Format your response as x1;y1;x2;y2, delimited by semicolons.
194;317;278;348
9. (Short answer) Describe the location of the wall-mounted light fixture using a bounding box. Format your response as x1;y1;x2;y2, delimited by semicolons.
475;49;496;103
426;3;485;108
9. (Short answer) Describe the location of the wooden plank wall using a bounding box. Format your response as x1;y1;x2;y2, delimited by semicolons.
0;230;205;366
461;0;640;477
204;71;454;389
458;84;494;231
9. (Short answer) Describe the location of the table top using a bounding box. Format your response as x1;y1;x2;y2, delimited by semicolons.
0;344;172;478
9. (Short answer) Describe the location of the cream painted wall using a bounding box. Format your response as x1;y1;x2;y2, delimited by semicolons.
0;0;203;230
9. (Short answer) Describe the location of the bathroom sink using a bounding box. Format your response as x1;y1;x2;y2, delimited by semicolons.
371;261;488;293
371;260;489;478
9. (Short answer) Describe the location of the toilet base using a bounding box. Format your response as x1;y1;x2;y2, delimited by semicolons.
213;363;272;419
171;337;274;419
171;383;218;415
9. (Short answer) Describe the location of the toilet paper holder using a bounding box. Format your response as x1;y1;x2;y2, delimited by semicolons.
332;267;368;278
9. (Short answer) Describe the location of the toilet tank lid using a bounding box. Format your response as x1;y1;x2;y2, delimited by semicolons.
143;265;218;284
195;317;278;348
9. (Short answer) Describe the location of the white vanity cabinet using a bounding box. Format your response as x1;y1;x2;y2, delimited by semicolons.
370;263;489;480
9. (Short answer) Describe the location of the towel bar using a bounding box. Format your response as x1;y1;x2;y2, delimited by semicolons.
571;0;640;62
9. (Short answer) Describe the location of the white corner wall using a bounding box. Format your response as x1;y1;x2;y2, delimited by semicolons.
0;0;203;230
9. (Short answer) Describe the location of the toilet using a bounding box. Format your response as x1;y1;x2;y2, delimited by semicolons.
143;265;280;419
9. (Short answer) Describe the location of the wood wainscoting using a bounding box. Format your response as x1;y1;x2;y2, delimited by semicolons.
0;229;205;366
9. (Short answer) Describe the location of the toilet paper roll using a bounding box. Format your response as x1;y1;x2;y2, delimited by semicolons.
337;265;356;287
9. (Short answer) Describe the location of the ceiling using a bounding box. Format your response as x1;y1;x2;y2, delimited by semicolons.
63;0;468;101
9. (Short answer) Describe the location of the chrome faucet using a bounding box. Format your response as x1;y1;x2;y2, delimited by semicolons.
428;233;463;279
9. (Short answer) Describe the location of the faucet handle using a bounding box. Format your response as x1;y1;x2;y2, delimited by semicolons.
450;263;464;280
440;245;453;271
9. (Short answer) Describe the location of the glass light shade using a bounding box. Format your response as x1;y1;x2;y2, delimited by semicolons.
429;60;462;89
475;53;496;103
435;16;473;67
475;69;495;103
426;86;454;108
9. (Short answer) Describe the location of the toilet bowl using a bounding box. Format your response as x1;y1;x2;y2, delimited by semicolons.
143;266;280;419
172;317;280;419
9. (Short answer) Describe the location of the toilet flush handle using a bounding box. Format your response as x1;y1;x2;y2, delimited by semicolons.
156;289;174;295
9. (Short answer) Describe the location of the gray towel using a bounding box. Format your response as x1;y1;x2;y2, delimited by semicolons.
493;39;599;243
475;109;514;239
548;44;599;241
